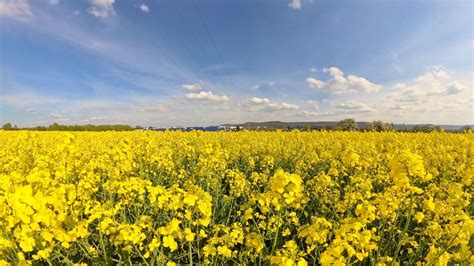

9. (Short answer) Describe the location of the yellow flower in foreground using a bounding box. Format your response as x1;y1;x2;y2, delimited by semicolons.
163;235;178;251
414;212;425;223
217;245;233;258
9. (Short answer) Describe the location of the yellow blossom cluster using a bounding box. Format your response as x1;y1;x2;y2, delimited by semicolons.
0;130;472;265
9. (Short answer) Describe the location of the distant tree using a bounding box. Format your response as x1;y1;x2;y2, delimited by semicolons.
2;123;13;130
3;123;137;131
336;118;358;131
366;120;394;132
236;125;241;131
32;126;47;131
412;124;441;133
48;123;61;131
461;125;472;133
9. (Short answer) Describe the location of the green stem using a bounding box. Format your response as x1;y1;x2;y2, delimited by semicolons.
271;209;283;254
99;232;108;263
134;244;149;266
188;242;193;265
225;200;234;226
251;217;269;254
426;222;464;266
391;193;413;265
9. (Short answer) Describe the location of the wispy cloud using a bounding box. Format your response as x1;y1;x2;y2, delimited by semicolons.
182;80;205;91
49;0;60;6
250;84;262;91
288;0;301;10
87;0;115;18
305;100;320;109
0;0;32;21
334;102;375;113
10;6;198;86
1;90;64;109
138;3;149;13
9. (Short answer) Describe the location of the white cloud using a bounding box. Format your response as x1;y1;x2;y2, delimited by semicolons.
73;10;80;16
306;77;326;90
347;75;381;93
49;0;60;6
182;80;204;91
310;68;317;72
307;67;381;94
49;112;66;118
245;97;299;111
297;101;377;120
447;81;465;94
1;90;63;109
335;102;375;112
139;3;149;12
415;66;450;83
90;116;107;121
87;0;115;18
392;66;467;101
288;0;301;10
52;118;70;122
186;91;230;102
306;100;320;109
393;83;407;90
131;104;168;113
250;82;274;91
0;0;32;21
267;102;299;111
297;110;346;117
250;84;262;91
249;97;271;105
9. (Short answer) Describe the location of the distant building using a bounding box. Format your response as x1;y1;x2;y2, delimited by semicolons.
218;125;237;131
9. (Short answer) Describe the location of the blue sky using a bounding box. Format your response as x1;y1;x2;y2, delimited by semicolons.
0;0;472;127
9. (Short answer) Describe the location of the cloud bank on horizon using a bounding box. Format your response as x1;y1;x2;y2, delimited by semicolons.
0;0;472;127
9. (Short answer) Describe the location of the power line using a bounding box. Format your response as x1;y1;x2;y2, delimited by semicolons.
176;4;210;71
192;0;233;91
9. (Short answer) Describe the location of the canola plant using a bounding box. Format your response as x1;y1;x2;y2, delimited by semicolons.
0;131;472;265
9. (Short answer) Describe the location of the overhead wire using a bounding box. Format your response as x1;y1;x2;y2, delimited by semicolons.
191;0;233;91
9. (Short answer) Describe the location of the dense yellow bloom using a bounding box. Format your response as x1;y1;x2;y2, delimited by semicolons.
163;235;178;251
245;232;265;253
0;130;472;265
298;217;332;245
258;169;305;212
414;212;425;223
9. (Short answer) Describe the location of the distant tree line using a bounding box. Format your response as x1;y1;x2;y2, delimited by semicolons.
1;121;472;132
1;122;136;131
410;124;442;133
335;118;359;131
335;119;471;133
366;120;395;132
335;119;395;132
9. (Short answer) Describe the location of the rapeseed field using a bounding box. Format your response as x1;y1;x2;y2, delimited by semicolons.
0;131;472;265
